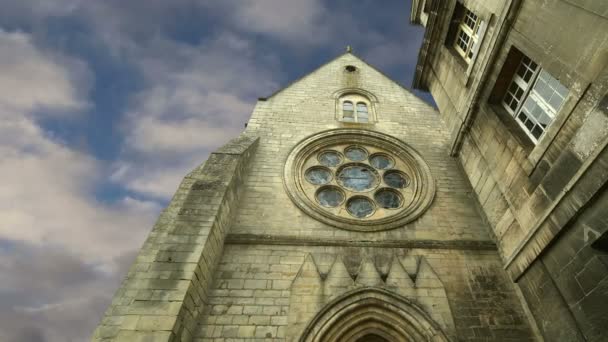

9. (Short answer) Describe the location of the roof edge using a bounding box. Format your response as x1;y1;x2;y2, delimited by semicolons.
262;50;352;101
412;0;441;91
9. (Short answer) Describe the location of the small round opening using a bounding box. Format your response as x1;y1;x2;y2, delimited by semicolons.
345;65;357;72
316;186;345;208
346;196;375;218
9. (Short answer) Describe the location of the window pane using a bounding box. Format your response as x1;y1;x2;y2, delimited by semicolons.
337;165;378;191
343;101;354;121
383;171;409;188
518;93;553;142
346;197;375;218
375;189;402;209
369;154;394;170
316;186;344;207
531;125;544;139
503;81;525;113
548;94;563;111
344;146;368;161
457;30;471;53
356;103;368;113
534;70;567;111
517;112;529;124
305;167;332;185
516;57;538;84
356;103;369;122
464;9;478;31
318;151;342;167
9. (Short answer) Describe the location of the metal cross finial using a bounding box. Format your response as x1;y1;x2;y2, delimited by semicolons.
346;45;352;53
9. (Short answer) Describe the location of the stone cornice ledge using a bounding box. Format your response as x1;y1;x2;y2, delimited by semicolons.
225;233;497;251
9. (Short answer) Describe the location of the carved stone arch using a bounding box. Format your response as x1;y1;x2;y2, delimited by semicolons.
333;88;379;103
300;287;451;342
334;88;378;123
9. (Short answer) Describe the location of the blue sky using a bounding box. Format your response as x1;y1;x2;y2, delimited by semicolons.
0;1;428;340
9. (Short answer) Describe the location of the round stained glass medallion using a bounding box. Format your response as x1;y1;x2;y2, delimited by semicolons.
344;146;368;161
384;171;409;188
337;164;378;191
318;151;342;167
305;167;332;185
316;186;344;207
283;129;436;232
369;154;394;169
347;197;375;218
374;189;402;209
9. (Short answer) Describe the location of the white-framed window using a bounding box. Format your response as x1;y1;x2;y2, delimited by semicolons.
453;8;482;63
340;94;371;123
502;55;569;143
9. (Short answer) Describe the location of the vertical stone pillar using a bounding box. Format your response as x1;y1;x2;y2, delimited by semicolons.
92;135;259;342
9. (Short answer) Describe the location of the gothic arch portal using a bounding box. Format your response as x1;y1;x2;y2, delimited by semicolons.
299;287;451;342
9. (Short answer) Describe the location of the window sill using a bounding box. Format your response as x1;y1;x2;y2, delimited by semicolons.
490;104;536;154
338;121;375;127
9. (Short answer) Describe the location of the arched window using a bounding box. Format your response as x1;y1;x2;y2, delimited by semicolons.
356;102;368;122
339;93;373;123
343;101;354;122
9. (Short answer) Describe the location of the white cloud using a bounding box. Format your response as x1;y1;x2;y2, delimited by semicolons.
0;29;160;342
0;29;89;115
228;0;330;44
111;33;280;198
0;30;158;262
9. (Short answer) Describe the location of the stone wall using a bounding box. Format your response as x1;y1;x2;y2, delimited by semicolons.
92;135;259;341
411;0;608;340
93;51;540;341
233;53;491;243
194;245;533;341
191;53;536;341
518;186;608;342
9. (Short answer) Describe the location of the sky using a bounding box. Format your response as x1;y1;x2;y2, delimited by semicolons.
0;1;428;341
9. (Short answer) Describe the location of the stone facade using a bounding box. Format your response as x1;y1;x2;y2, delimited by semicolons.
411;0;608;341
93;52;542;341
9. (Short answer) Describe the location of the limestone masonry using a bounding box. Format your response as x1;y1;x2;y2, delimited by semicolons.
93;2;608;340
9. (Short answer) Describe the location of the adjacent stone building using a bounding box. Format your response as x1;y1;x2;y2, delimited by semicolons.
411;0;608;341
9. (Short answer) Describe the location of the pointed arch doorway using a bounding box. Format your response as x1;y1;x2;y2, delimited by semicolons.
299;287;451;342
355;334;389;342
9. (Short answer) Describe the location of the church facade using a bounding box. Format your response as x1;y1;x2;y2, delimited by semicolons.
411;0;608;341
92;50;548;341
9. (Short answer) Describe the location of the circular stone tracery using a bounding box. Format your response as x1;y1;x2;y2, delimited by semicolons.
284;129;435;232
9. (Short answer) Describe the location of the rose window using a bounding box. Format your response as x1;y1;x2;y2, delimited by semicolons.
284;129;435;232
